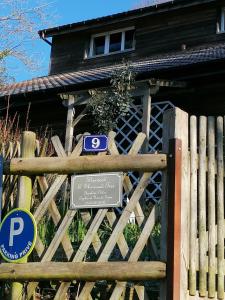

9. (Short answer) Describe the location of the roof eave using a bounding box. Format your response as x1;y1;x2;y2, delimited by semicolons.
39;0;216;38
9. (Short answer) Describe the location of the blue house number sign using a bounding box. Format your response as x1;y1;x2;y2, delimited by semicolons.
0;209;37;262
83;135;108;152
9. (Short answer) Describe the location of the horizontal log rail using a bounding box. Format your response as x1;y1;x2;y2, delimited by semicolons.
4;154;167;175
0;262;166;281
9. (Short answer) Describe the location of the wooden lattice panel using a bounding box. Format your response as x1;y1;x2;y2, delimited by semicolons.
16;132;159;300
116;101;174;203
0;101;166;300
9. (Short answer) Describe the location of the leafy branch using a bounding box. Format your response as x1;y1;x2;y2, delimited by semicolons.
87;62;136;134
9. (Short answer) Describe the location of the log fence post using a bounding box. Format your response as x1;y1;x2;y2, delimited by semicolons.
160;108;190;300
10;131;36;300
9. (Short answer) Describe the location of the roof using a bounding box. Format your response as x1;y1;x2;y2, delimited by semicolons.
1;42;225;99
39;0;216;38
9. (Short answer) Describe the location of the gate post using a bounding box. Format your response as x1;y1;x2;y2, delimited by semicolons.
10;131;36;300
160;108;190;300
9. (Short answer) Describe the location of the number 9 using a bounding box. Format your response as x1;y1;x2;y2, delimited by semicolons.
92;138;100;149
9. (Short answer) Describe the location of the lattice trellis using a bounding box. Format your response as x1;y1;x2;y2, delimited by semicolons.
21;132;158;300
116;101;174;203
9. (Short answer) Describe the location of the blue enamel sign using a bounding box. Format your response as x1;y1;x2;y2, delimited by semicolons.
0;209;37;262
83;135;108;152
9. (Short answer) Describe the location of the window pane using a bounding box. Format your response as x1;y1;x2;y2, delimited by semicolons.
125;30;135;50
93;36;105;55
109;32;122;53
220;8;225;32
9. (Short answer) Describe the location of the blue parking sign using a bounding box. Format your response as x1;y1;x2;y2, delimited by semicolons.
83;135;108;152
0;209;37;262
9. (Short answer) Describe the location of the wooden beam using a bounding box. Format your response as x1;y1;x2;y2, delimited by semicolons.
4;154;167;175
167;138;182;300
64;96;75;155
160;108;189;300
148;78;187;88
0;262;166;281
142;87;151;153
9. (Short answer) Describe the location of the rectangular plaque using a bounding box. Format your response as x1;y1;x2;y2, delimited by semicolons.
70;173;123;209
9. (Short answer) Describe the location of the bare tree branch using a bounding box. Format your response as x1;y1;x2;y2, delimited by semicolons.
0;0;55;84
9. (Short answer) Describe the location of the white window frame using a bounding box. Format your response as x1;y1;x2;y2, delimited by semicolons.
87;27;135;58
218;7;225;33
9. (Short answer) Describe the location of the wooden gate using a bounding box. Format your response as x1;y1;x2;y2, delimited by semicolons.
0;107;190;300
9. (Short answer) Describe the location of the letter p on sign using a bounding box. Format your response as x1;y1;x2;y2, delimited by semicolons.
9;217;24;247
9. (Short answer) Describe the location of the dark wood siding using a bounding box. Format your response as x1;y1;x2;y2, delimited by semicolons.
49;3;225;75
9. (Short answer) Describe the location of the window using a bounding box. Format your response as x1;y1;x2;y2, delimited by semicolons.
88;28;135;58
218;7;225;33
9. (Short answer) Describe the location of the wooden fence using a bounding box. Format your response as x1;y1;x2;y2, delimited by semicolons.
0;129;169;300
1;107;225;300
189;116;225;300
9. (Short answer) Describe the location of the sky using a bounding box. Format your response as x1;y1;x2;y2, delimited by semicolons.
8;0;161;82
7;0;151;82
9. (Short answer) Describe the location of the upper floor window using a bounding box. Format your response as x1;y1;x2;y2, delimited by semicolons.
87;27;135;58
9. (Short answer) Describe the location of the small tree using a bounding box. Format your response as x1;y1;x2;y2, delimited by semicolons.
87;62;136;134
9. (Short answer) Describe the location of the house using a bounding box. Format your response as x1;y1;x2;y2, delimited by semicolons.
1;3;225;298
0;0;225;133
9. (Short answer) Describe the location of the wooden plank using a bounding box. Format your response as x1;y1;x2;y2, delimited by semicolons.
27;209;77;299
103;133;142;258
37;176;74;260
198;116;207;296
141;87;151;153
5;154;167;175
106;211;129;259
53;134;102;255
166;138;182;300
216;117;224;300
189;116;197;295
27;137;86;299
51;135;98;256
64;96;75;155
64;98;75;216
0;261;166;281
42;209;76;262
77;172;152;299
207;117;216;298
135;286;144;300
54;132;146;300
160;108;189;300
135;285;150;300
110;206;158;300
34;174;67;223
160;109;171;300
54;208;109;300
80;210;102;255
108;131;146;226
72;106;88;127
51;136;67;157
175;110;189;300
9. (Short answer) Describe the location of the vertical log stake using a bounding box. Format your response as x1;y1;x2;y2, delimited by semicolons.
10;131;36;300
166;138;182;300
